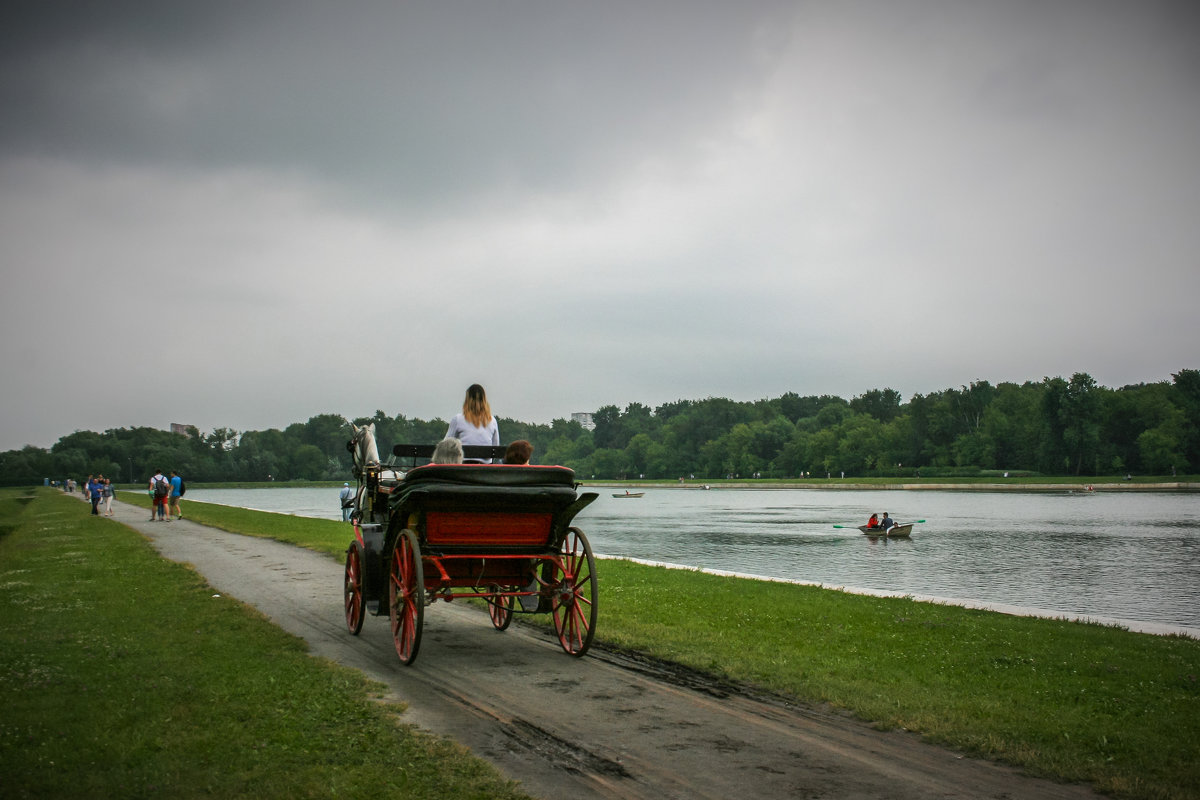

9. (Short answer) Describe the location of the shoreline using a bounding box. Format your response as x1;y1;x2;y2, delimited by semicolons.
583;481;1200;492
609;555;1200;639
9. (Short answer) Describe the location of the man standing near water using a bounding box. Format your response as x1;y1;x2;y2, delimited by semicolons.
339;482;354;521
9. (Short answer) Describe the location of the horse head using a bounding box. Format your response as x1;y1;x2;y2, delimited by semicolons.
349;423;380;468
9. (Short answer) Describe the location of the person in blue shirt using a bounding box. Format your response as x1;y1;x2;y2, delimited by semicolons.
87;475;102;516
170;471;184;520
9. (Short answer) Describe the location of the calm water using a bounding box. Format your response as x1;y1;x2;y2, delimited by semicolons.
185;486;1200;633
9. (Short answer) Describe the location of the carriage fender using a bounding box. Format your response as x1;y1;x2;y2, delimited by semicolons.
556;492;598;532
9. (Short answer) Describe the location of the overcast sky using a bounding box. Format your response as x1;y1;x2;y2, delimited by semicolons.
2;1;1198;452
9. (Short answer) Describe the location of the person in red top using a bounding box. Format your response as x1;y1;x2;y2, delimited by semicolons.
867;513;879;529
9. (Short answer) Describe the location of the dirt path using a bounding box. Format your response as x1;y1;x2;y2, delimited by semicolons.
111;499;1099;799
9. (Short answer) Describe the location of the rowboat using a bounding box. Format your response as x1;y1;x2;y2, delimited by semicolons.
860;523;913;538
613;491;645;498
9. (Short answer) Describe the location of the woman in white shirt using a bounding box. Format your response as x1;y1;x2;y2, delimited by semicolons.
445;384;499;461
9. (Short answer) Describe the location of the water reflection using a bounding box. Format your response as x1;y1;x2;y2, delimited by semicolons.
184;486;1200;630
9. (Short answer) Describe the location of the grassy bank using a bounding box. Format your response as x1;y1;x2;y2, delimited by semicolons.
0;490;531;800
16;490;1200;799
597;561;1198;799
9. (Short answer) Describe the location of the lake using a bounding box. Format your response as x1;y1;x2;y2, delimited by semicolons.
184;486;1200;635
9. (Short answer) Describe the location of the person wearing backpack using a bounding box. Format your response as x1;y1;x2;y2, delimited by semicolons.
170;470;185;520
149;469;170;521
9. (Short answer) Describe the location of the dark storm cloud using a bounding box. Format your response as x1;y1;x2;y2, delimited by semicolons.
0;1;796;213
1;1;1198;451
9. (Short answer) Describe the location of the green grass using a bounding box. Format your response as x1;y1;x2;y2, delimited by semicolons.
12;488;1200;799
0;490;531;800
596;560;1199;799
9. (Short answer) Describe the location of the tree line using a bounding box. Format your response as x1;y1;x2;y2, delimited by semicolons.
2;370;1197;486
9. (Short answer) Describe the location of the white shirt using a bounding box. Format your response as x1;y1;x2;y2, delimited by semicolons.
446;413;499;461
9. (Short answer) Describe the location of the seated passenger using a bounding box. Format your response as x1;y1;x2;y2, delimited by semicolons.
504;439;533;465
867;513;879;529
504;438;538;611
431;438;464;464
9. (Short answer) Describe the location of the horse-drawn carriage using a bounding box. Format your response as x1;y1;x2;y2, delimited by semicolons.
342;425;599;666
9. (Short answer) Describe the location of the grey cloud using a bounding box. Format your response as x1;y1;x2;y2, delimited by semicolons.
1;0;1198;452
1;2;796;214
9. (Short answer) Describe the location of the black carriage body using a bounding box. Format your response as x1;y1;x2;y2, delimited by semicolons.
389;464;586;591
344;445;599;665
352;461;594;609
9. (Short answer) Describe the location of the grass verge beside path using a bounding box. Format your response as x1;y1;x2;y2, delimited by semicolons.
0;490;531;800
43;492;1200;799
119;489;349;558
599;560;1199;800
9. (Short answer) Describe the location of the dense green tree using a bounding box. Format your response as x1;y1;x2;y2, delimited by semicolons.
836;413;885;474
954;430;995;469
1171;369;1200;470
542;429;594;468
774;428;809;477
850;388;902;423
1037;377;1070;473
879;415;917;472
589;448;628;479
956;381;995;432
289;444;329;481
911;390;961;466
622;403;656;438
1138;409;1187;474
1062;373;1102;474
591;405;623;450
625;433;656;477
6;369;1200;486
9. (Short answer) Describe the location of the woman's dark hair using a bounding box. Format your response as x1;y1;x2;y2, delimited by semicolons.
503;439;533;464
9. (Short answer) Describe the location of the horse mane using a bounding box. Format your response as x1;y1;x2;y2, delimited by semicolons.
350;423;381;468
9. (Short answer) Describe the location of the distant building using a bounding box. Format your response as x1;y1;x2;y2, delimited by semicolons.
571;412;595;431
170;423;196;437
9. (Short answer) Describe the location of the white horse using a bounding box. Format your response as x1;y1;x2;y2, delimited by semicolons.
349;422;381;470
346;423;404;523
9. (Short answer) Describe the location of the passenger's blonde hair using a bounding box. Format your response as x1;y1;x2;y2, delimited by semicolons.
462;384;492;428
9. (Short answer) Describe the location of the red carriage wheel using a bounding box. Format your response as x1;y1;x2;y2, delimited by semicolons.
487;585;514;631
551;527;598;657
388;529;424;665
344;543;365;635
